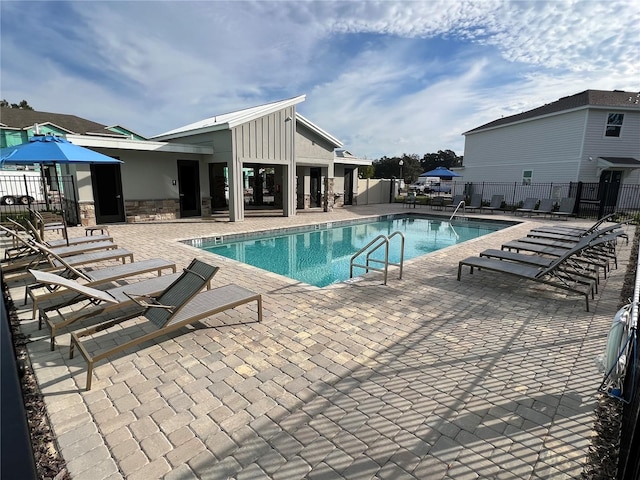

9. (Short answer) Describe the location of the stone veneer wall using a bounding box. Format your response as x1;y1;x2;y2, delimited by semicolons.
78;202;96;226
125;199;180;222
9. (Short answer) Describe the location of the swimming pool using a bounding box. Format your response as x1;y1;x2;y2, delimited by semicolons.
189;215;515;287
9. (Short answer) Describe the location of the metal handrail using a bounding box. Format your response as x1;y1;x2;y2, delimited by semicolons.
350;231;405;285
449;201;465;221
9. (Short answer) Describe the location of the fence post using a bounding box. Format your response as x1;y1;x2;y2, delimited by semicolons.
21;175;32;207
575;182;584;216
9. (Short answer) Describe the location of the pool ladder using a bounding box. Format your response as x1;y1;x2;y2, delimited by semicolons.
449;201;466;221
349;231;405;285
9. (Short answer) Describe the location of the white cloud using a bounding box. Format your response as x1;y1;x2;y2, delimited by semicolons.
1;0;637;159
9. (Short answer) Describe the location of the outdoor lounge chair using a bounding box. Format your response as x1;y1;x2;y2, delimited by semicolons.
550;197;576;220
67;259;263;390
466;194;483;212
515;197;538;216
502;226;624;271
0;222;118;271
528;213;627;242
30;267;194;350
479;244;602;288
480;194;504;214
457;241;599;311
484;229;623;277
515;222;625;245
2;241;134;283
24;220;117;256
531;198;555;217
445;194;466;211
30;209;67;240
27;251;177;319
5;219;112;250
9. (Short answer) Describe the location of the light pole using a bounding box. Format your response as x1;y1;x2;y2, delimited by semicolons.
398;160;404;192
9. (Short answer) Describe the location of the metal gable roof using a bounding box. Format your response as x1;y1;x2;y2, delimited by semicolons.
151;95;307;140
464;90;640;135
296;113;343;148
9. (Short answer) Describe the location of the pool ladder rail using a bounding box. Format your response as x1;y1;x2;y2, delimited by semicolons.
449;200;466;221
349;231;405;285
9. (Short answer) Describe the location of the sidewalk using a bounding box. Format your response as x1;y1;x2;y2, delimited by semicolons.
4;205;631;479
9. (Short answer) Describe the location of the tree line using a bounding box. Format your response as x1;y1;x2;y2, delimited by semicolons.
0;99;34;110
359;150;463;183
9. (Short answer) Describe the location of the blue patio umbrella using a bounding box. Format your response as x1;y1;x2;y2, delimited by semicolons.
0;134;123;165
1;135;123;243
419;166;462;179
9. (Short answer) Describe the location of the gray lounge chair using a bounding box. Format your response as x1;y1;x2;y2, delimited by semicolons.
68;259;262;390
466;194;483;212
457;241;599;311
479;246;602;287
2;241;134;283
445;194;466;211
31;264;206;350
550;197;576;220
30;209;66;240
27;249;177;319
25;220;117;256
531;198;555;217
528;213;625;240
481;195;504;214
503;225;624;270
515;197;538;216
10;217;112;247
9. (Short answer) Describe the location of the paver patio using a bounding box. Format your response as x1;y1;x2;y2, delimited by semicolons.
3;204;632;479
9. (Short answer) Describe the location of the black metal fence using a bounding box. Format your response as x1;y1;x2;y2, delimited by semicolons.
446;181;640;220
0;173;80;226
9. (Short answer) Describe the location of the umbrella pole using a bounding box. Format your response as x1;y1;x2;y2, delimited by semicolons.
40;168;51;211
54;162;69;245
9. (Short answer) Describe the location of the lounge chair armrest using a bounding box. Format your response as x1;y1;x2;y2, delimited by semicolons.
123;292;175;311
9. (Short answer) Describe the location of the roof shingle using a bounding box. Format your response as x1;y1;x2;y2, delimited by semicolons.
465;89;640;135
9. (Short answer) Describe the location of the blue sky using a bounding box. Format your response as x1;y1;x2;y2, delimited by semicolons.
1;0;638;159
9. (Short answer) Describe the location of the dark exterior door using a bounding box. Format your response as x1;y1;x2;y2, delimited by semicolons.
91;163;125;224
598;170;622;217
344;168;354;205
310;168;321;207
178;160;201;217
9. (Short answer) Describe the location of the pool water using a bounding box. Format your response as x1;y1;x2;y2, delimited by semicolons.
196;216;513;287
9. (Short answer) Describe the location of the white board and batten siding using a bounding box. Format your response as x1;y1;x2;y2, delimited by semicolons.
462;110;587;183
234;108;294;165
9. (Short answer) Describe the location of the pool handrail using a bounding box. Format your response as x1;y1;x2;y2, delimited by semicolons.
449;200;466;221
350;231;405;285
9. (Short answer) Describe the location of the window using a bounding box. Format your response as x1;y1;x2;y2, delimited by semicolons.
605;113;624;137
522;170;532;186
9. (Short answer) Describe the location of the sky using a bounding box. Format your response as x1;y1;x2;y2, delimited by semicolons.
1;0;638;159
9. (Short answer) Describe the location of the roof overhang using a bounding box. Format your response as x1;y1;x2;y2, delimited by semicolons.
151;95;306;141
597;156;640;169
334;157;372;166
66;134;213;155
